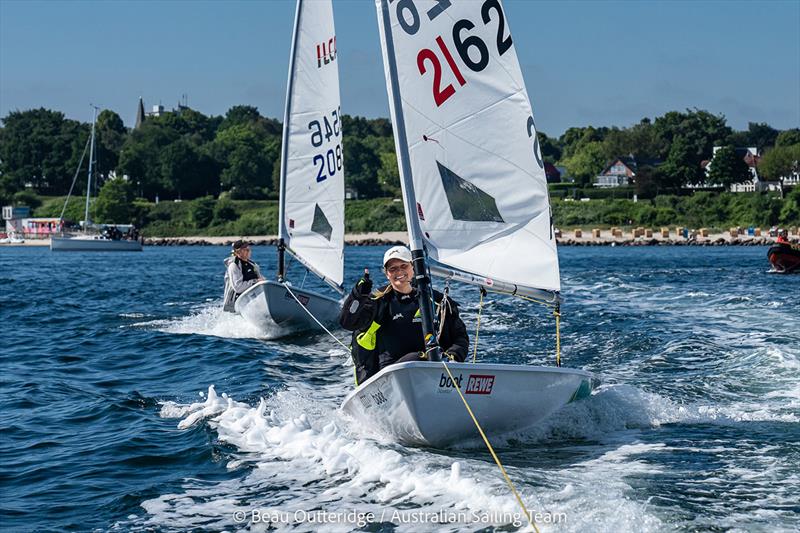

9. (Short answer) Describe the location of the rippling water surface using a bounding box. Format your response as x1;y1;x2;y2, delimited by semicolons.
1;245;798;532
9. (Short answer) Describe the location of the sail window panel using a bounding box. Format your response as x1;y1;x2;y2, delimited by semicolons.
311;204;333;241
437;161;503;223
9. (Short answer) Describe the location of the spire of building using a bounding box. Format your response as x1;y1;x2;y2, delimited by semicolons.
135;97;145;129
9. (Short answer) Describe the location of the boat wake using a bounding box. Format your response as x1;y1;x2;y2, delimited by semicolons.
131;302;290;340
117;369;799;533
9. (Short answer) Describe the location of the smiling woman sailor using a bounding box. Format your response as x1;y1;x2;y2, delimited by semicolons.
339;245;469;384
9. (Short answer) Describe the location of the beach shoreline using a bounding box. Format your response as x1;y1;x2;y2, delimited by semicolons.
4;229;795;247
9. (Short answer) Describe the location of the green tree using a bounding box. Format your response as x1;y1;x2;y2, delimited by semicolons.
601;120;664;162
219;105;261;130
562;141;606;186
659;136;701;188
707;146;751;187
95;178;135;223
176;108;216;142
344;136;382;197
779;186;800;225
342;115;375;139
633;165;660;199
744;122;779;152
537;131;562;163
213;196;238;224
0;108;89;196
12;189;42;211
210;124;273;198
118;122;179;200
218;105;281;137
558;126;608;159
653;109;732;166
758;144;800;181
263;137;282;196
775;129;800;148
377;151;400;196
96;109;127;178
159;139;218;199
189;196;216;227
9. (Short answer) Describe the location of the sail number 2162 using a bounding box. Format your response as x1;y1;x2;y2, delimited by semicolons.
308;107;343;183
391;0;512;107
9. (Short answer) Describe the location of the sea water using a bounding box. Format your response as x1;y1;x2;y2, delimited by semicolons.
1;245;798;532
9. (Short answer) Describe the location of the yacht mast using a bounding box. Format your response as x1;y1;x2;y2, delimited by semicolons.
84;105;99;229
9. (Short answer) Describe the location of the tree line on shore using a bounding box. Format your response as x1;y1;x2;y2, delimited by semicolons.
27;188;798;239
1;104;798;219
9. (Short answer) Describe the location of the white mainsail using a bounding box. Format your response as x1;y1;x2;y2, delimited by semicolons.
278;0;344;289
375;0;559;295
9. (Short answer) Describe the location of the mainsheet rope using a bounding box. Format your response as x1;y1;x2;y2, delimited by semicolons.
440;360;540;533
281;282;351;352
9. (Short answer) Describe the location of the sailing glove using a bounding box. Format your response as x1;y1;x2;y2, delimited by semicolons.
356;271;372;295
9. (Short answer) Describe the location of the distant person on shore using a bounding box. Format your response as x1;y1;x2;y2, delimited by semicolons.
339;245;469;384
223;240;264;312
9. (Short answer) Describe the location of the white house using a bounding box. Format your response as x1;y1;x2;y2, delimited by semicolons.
701;147;781;193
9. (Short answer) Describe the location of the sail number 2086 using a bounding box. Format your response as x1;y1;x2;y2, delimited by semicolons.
391;0;512;107
308;107;343;183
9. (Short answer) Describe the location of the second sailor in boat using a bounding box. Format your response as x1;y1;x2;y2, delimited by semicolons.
223;240;265;312
339;245;469;385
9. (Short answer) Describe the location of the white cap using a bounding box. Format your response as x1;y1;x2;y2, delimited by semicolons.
383;245;412;267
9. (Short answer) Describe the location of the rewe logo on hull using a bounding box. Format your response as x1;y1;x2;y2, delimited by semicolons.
316;37;337;68
465;374;495;395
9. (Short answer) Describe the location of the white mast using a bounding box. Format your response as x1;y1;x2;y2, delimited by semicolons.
277;0;302;280
376;0;441;359
84;105;99;229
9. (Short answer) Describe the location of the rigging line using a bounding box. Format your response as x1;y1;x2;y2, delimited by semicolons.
58;135;92;223
281;282;351;353
440;361;540;533
554;305;561;367
471;287;486;363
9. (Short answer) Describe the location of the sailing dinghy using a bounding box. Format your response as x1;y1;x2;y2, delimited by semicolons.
232;0;344;333
341;0;593;447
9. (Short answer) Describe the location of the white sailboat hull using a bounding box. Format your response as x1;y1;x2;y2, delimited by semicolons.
234;280;341;333
50;236;142;252
341;361;593;447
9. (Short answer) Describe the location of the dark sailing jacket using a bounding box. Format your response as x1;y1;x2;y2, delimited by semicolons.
236;257;259;283
339;283;469;385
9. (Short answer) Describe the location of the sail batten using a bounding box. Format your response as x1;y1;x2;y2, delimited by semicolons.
375;0;559;294
278;0;344;288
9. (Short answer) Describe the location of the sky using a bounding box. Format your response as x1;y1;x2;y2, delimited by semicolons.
1;0;798;136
